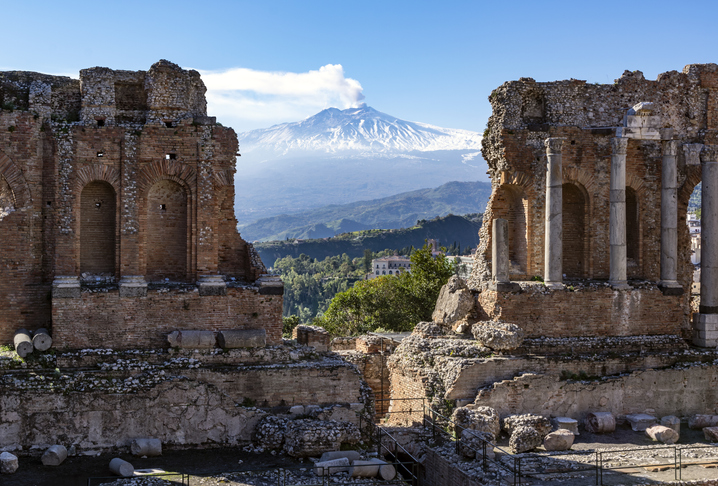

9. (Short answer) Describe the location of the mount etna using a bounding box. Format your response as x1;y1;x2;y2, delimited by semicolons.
235;104;486;226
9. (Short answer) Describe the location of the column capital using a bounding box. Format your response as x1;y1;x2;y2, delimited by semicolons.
701;144;718;164
544;137;565;155
662;140;679;157
684;143;704;166
611;137;628;155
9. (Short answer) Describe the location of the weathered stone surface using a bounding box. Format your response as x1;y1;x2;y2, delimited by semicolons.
459;428;495;459
661;415;681;434
314;457;350;476
471;320;524;351
553;417;579;435
350;460;380;477
646;425;679;444
32;328;52;351
432;276;475;329
41;445;67;466
13;329;33;358
704;426;718;442
503;413;551;437
109;457;134;477
283;419;360;458
0;452;18;474
319;451;361;463
689;414;718;430
585;412;616;434
368;458;397;481
254;416;288;450
218;329;266;349
626;413;657;432
452;406;500;439
543;429;575;451
130;438;162;457
509;425;542;453
411;321;446;338
167;330;216;349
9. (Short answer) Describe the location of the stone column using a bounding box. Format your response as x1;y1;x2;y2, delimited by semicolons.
490;218;519;292
544;138;564;289
695;145;718;347
660;140;682;294
609;137;630;289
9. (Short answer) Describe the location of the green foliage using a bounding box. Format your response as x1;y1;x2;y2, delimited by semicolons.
282;315;300;337
317;243;454;336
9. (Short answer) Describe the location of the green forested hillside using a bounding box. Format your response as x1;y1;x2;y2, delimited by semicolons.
256;214;481;267
240;180;491;241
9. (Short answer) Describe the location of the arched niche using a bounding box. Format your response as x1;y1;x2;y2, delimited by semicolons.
562;182;589;279
492;184;528;276
80;181;117;275
0;175;15;221
626;186;642;277
146;179;188;282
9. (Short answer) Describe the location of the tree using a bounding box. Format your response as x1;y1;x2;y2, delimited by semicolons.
317;243;454;336
363;249;372;274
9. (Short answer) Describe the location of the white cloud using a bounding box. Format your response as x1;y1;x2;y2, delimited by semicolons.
198;64;364;132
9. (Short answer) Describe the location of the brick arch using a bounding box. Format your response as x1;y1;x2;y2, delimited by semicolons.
74;165;121;194
561;180;592;279
563;167;599;197
0;153;31;208
213;169;234;187
137;159;197;196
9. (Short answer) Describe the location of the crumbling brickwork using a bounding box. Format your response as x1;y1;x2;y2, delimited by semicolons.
472;64;718;338
0;60;281;348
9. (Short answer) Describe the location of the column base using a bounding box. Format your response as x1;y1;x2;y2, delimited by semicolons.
257;274;284;295
489;281;521;292
119;276;148;298
609;280;632;290
197;275;227;296
52;276;81;299
658;280;683;296
544;281;564;290
693;313;718;347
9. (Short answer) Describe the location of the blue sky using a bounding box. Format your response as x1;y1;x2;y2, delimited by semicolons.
3;0;717;133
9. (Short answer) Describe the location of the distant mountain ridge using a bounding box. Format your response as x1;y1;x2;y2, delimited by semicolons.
233;105;487;225
238;104;482;156
239;180;491;242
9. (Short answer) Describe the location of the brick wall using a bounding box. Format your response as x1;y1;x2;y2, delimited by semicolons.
421;448;481;486
52;286;282;349
477;286;688;338
79;181;117;274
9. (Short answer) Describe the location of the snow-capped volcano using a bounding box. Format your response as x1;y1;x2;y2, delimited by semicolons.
233;105;486;226
238;104;482;156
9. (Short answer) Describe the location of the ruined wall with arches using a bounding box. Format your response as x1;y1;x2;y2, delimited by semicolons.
0;61;282;348
473;64;718;339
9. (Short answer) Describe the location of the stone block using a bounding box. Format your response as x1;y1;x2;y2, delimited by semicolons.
488;282;521;292
314;457;350;476
585;412;615;434
319;451;361;463
197;275;227;296
692;314;718;347
130;438;162;457
509;426;542;453
118;276;148;298
705;426;718;442
646;425;679;444
432;276;475;329
41;445;67;466
218;329;266;349
0;452;18;474
109;457;134;477
626;413;657;432
289;405;305;415
472;321;524;351
661;415;681;435
167;330;216;349
689;414;718;430
553;417;579;435
293;325;330;352
52;276;80;299
543;429;575;451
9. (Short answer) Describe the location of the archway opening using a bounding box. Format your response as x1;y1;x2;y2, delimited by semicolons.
0;175;15;221
80;181;116;275
492;184;528;276
146;179;187;282
562;183;587;279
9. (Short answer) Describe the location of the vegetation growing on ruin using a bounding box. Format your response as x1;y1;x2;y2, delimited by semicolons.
312;244;455;336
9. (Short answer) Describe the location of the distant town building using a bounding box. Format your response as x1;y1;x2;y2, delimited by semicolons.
688;212;701;265
369;255;411;279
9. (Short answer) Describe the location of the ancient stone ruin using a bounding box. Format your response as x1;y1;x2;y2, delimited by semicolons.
0;61;372;470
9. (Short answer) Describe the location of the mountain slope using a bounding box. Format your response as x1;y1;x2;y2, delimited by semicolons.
234;105;486;225
254;214;482;266
239;180;491;241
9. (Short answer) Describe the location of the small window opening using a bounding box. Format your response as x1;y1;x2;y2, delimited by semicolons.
96;119;105;127
97;151;104;157
46;201;52;207
570;140;576;145
164;121;174;128
95;202;101;208
159;204;166;211
165;153;177;160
